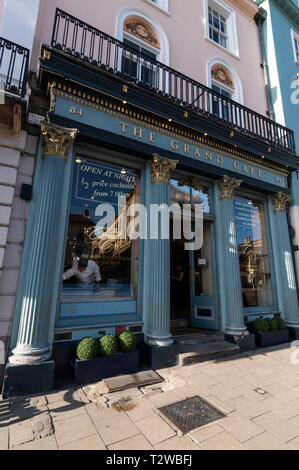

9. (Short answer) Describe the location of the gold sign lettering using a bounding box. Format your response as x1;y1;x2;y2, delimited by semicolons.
216;155;224;165
170;140;178;151
133;127;143;139
194;148;201;158
121;122;128;134
205;152;212;161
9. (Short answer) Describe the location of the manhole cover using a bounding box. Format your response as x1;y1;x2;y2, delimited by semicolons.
104;370;164;392
158;396;225;434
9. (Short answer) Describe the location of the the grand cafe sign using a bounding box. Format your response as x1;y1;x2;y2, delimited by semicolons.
52;89;288;190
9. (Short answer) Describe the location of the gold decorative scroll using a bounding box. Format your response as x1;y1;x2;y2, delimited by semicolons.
211;65;235;89
218;175;242;200
124;17;160;49
151;153;178;184
271;192;291;213
41;121;79;161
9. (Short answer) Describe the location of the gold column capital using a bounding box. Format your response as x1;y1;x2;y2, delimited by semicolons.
41;121;79;161
218;175;242;200
151;153;178;184
271;192;291;213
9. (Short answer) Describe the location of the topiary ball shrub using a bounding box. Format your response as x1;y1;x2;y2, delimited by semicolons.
118;331;137;353
99;334;118;357
267;317;278;332
253;317;269;333
275;317;286;331
76;337;99;361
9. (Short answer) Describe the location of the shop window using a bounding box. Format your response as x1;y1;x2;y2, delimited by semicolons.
121;17;160;87
234;196;273;308
291;29;299;64
62;157;140;301
170;178;211;214
205;0;239;56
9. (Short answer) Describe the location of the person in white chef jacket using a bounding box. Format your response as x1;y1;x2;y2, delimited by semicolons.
63;257;101;285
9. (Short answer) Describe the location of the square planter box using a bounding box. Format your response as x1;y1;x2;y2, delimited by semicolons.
254;329;290;348
72;350;139;385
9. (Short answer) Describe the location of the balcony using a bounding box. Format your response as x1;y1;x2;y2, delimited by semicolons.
0;37;29;98
50;8;295;155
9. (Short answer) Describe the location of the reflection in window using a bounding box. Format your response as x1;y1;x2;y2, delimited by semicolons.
121;17;160;88
170;178;210;214
212;84;232;121
234;197;273;307
122;38;157;87
63;157;140;300
208;6;227;48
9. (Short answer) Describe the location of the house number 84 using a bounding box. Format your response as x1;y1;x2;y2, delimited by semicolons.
70;106;83;116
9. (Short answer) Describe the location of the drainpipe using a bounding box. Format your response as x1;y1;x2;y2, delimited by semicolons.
254;7;275;120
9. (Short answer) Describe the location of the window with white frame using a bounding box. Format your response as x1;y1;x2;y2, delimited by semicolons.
147;0;169;12
291;29;299;64
208;61;243;125
121;17;161;88
205;0;239;56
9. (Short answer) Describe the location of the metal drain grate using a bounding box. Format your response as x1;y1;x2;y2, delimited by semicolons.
104;370;164;392
158;396;225;434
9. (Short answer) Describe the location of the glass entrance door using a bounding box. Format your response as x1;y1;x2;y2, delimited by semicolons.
189;221;219;330
170;178;219;331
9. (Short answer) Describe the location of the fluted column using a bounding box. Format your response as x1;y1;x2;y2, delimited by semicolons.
146;154;178;347
218;175;248;336
271;192;299;330
9;121;78;364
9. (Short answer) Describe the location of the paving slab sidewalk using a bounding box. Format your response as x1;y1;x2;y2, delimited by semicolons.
2;343;299;450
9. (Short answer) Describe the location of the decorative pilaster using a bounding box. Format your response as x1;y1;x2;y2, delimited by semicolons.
218;175;242;200
271;192;290;213
217;175;247;336
9;121;78;364
151;154;178;184
146;154;178;347
270;191;299;331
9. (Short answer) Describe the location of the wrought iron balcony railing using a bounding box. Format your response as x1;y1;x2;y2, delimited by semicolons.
0;38;29;98
52;8;295;154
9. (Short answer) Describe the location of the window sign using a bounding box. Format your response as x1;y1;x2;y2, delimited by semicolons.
63;157;140;302
235;197;273;308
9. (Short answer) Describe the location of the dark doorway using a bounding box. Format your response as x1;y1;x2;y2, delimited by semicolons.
170;235;190;324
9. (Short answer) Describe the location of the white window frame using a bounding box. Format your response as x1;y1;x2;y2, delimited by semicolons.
204;0;239;58
207;58;244;126
122;31;160;86
146;0;169;14
291;29;299;65
116;7;170;66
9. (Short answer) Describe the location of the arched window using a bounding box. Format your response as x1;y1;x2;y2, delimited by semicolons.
122;17;161;87
207;59;243;123
116;8;169;89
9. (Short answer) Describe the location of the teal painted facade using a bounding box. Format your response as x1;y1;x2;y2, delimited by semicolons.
257;0;299;152
7;87;299;366
255;0;299;294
